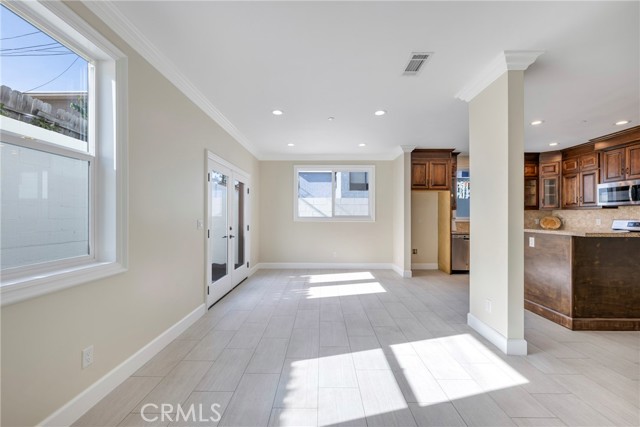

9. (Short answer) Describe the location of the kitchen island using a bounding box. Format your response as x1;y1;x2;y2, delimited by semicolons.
524;229;640;330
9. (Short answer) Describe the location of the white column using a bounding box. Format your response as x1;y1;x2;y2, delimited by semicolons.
456;51;542;355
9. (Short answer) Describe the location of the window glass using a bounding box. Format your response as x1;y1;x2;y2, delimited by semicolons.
295;167;374;221
1;143;90;269
456;170;470;219
336;171;369;217
298;171;332;218
0;5;90;148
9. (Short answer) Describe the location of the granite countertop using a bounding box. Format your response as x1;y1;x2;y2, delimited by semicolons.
451;231;470;235
524;228;640;238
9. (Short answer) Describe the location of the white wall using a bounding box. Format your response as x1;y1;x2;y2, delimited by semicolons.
0;3;260;426
468;71;525;350
258;161;393;264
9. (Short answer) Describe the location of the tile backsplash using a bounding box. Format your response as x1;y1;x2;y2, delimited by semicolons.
524;206;640;231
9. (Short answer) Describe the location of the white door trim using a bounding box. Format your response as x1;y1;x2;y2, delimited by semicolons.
205;151;251;308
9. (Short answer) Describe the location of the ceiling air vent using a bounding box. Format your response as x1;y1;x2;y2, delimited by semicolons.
403;52;432;75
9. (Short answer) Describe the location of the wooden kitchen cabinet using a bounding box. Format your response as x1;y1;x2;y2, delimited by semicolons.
540;176;560;209
561;146;599;209
562;170;598;208
429;160;450;190
524;153;540;210
627;143;640;179
580;170;599;206
411;149;455;191
592;126;640;182
601;147;626;183
539;152;561;210
562;174;580;208
600;143;640;182
411;162;428;187
412;160;451;189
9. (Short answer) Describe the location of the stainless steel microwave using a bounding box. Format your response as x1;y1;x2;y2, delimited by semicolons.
597;180;640;206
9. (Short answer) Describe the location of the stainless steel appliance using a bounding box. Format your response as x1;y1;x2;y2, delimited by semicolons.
597;179;640;206
452;234;470;272
611;219;640;232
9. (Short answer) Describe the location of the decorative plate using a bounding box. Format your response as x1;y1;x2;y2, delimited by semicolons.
540;216;562;230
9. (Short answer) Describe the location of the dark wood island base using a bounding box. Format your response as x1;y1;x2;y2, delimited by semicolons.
524;231;640;331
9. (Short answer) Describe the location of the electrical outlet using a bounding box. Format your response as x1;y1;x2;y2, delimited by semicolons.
529;237;535;248
332;251;337;258
534;218;540;225
196;219;204;230
595;218;602;226
485;299;492;313
82;345;94;369
412;249;418;255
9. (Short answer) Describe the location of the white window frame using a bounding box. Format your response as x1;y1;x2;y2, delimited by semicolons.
0;0;128;306
294;165;375;222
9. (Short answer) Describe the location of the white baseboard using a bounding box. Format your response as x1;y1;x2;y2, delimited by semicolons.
467;313;527;356
257;262;394;271
411;263;438;270
39;304;206;427
391;264;412;278
249;263;260;277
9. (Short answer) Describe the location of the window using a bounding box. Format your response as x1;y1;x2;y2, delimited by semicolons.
456;170;470;219
0;1;128;305
295;166;375;221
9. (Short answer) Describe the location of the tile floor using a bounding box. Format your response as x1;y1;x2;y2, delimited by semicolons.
73;269;640;427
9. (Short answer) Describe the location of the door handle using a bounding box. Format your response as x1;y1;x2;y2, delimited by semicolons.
222;236;227;239
229;235;235;239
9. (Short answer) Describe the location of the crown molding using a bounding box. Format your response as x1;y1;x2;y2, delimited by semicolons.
259;149;402;162
455;50;544;103
83;1;261;158
400;145;416;153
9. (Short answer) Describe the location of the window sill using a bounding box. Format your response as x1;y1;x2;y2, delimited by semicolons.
1;262;127;306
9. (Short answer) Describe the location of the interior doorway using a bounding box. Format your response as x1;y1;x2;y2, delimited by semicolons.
206;152;250;307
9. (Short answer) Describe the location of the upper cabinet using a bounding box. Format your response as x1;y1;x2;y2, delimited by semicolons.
592;125;640;183
524;153;539;210
561;145;599;209
411;149;456;191
601;143;640;183
539;151;561;210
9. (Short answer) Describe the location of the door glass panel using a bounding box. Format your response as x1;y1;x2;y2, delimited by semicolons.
234;180;245;270
210;171;228;282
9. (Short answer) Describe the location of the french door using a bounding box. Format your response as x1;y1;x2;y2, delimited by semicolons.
206;153;250;307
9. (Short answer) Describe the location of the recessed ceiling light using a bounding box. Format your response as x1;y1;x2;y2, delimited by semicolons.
549;142;559;147
272;110;284;116
328;117;335;121
615;120;630;126
530;120;543;126
374;110;387;116
359;143;366;147
287;143;295;147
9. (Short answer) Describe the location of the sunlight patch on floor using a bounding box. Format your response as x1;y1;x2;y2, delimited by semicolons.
302;271;376;284
306;281;386;298
280;333;530;425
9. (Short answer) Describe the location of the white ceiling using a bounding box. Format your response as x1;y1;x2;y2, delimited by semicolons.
91;1;639;159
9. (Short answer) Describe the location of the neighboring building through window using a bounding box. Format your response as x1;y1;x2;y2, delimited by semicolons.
0;1;128;305
456;170;470;219
295;166;375;221
1;4;91;269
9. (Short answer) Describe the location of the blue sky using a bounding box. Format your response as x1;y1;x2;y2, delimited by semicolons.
1;5;88;93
